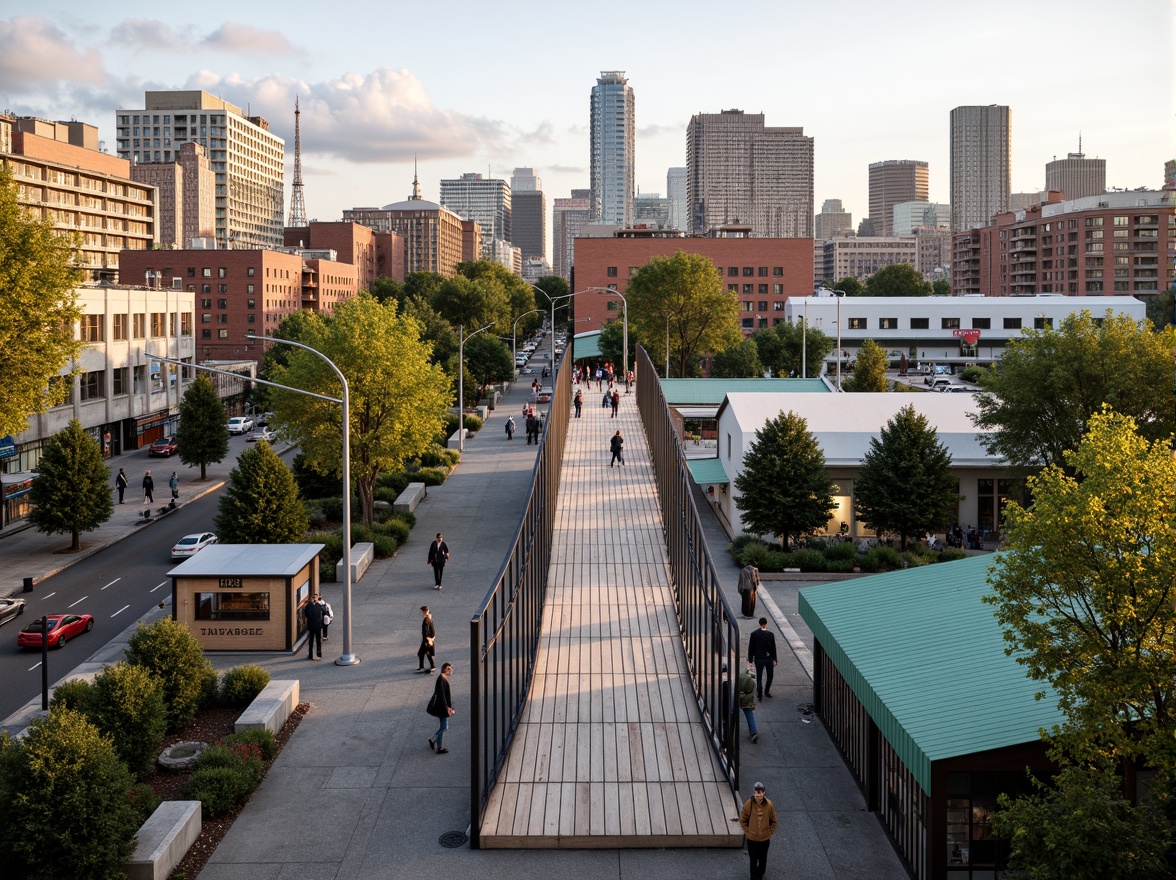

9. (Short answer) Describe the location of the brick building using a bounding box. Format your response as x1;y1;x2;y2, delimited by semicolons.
130;141;215;248
283;220;400;290
572;228;814;334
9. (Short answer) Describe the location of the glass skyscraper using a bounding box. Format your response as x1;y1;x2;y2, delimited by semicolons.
590;71;635;228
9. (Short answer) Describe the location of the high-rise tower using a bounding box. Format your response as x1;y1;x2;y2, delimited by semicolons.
868;160;928;236
439;172;511;261
590;71;635;227
510;167;546;264
288;96;307;227
1045;139;1106;201
950;105;1011;232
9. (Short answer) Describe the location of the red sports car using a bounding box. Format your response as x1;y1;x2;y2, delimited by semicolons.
17;614;94;649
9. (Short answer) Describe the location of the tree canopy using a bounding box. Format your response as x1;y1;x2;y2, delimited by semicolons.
27;419;112;552
842;338;888;392
711;338;763;379
597;317;637;373
463;334;513;398
853;404;957;549
733;411;835;549
971;310;1176;472
626;250;741;378
831;277;865;297
270;293;450;526
864;263;933;297
751;320;833;378
214;440;309;543
176;374;229;480
0;165;84;436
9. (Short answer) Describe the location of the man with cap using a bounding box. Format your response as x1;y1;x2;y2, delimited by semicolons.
740;781;778;880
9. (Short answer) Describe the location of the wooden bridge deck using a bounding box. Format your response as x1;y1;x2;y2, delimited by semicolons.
477;385;742;848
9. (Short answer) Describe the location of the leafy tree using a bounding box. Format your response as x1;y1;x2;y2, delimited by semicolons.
85;662;167;778
711;338;763;378
464;334;513;398
751;320;834;378
627;250;741;378
401;294;458;367
597;317;638;372
255;310;319;409
125;617;217;732
215;440;309;543
27;419;111;552
457;261;535;333
843;338;888;392
0;165;84;436
401;270;445;304
831;277;865;297
532;275;569;315
733;411;835;550
853;404;957;549
864;263;933;297
368;275;402;305
271;294;451;526
972;310;1176;472
176;375;229;480
0;707;140;880
931;278;951;296
1145;286;1174;330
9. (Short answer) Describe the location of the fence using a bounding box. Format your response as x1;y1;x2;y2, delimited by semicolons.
468;343;570;849
634;345;742;791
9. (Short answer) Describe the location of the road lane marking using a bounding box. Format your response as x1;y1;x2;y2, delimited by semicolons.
102;578;121;590
68;596;88;608
112;605;130;617
150;581;167;592
28;661;42;672
39;592;56;601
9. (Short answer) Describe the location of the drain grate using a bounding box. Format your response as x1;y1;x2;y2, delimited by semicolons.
439;831;468;848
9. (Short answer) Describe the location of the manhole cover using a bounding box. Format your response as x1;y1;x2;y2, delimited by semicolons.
439;831;467;848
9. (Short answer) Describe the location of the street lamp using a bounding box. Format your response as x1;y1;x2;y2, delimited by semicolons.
458;323;493;452
247;333;359;666
579;286;628;391
835;292;843;391
512;309;542;369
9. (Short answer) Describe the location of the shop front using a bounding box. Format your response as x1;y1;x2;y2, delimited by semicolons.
169;544;324;652
1;472;36;530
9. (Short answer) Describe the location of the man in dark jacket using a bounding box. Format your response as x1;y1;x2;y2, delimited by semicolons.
747;618;777;700
303;594;326;660
609;430;624;467
427;533;450;589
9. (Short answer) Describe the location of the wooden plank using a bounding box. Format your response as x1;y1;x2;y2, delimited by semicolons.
604;782;620;836
574;781;591;837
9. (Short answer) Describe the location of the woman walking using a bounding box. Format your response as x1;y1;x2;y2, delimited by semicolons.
416;606;436;673
427;663;455;754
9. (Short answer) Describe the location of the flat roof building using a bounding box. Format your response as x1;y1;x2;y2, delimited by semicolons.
869;160;928;237
950;105;1011;233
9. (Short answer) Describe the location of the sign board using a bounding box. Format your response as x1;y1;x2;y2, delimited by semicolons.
0;435;14;460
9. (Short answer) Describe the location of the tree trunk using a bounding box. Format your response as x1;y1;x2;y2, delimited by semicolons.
71;529;81;552
200;462;208;480
356;474;375;528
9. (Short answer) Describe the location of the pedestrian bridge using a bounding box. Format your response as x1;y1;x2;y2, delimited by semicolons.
471;352;743;849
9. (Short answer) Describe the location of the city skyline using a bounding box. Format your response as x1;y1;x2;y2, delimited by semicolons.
1;0;1170;254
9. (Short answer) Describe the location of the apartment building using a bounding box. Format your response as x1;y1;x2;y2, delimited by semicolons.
950;105;1011;233
868;160;928;237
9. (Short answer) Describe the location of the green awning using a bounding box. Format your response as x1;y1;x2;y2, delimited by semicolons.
686;457;729;486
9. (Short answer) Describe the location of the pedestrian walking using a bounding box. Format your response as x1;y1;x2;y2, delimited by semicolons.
303;594;326;660
142;470;154;503
596;367;603;390
737;563;760;619
427;532;450;589
115;468;128;504
426;663;455;754
319;595;333;641
609;430;624;467
610;389;620;418
748;617;777;700
626;369;634;392
602;388;611;409
739;663;759;743
417;605;436;672
526;413;540;445
740;782;778;880
573;389;583;418
169;471;179;500
505;416;516;440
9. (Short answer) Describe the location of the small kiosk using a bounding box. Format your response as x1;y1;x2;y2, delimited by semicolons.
169;543;324;652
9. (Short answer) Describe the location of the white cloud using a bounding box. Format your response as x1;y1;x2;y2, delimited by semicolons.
201;22;301;56
108;19;301;58
0;16;106;91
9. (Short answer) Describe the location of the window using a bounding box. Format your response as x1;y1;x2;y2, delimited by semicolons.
201;314;211;324
217;314;228;324
742;284;753;294
742;302;754;312
757;267;768;277
1113;216;1129;226
218;329;229;339
187;267;196;278
606;266;618;277
202;284;211;294
246;299;256;309
758;317;767;328
727;284;738;293
218;284;228;293
218;267;227;278
741;317;753;329
758;301;768;312
773;284;783;295
879;318;898;330
217;299;228;310
246;284;254;294
773;301;784;311
150;313;166;336
201;298;212;308
112;314;127;340
1003;317;1022;330
247;313;256;323
247;267;255;277
133;313;147;338
941;317;961;329
201;329;211;339
910;318;929;330
202;268;212;277
81;314;103;342
846;317;865;330
195;592;271;621
1034;317;1053;329
742;266;754;277
971;318;991;329
772;267;783;276
112;367;128;395
180;313;192;336
728;267;739;277
80;370;104;401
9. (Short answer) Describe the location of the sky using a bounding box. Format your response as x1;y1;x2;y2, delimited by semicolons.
2;0;1172;260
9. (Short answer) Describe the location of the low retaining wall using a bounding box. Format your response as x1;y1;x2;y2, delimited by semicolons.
127;800;201;880
235;679;299;737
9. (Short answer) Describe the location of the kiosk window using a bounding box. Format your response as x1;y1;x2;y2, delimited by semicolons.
196;592;271;621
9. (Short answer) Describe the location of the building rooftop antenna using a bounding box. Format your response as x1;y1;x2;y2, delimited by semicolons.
288;95;308;227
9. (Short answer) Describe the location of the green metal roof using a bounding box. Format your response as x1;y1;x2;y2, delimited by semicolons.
686;457;729;485
661;377;829;405
572;331;602;361
798;554;1064;795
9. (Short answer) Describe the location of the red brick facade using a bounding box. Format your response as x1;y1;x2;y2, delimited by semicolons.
283;221;401;290
572;234;815;334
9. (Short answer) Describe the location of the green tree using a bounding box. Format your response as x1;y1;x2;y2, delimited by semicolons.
0;165;84;437
176;375;229;480
85;662;167;778
0;707;140;880
972;310;1176;472
401;294;458;367
711;338;763;378
401;270;445;305
597;317;638;373
27;419;111;552
831;277;865;297
864;263;933;297
368;275;402;305
531;275;569;315
1146;286;1174;329
255;310;319;409
214;440;309;543
843;338;888;392
464;334;513;398
733;411;835;549
853;404;957;549
627;250;741;378
752;320;834;378
457;261;535;333
271;294;451;526
931;278;951;296
125;617;217;732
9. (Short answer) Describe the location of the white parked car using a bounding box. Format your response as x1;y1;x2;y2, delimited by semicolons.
227;416;254;434
171;532;218;561
246;427;279;442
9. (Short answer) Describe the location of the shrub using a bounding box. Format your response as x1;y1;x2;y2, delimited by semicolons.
375;517;410;546
759;551;791;572
411;466;448;487
371;533;399;558
822;541;858;562
417;446;459;469
729;535;759;556
373;486;399;505
959;365;984;383
376;471;411;496
87;662;167;778
220;665;271;708
0;708;139;880
125;618;217;733
313;496;345;524
825;558;856;573
196;740;263;788
306;505;327;528
791;549;827;572
126;783;161;826
740;541;771;568
463;414;483;433
292;453;341;500
936;548;968;563
863;545;903;572
49;677;92;712
184;765;254;818
902;550;933;567
220;728;277;761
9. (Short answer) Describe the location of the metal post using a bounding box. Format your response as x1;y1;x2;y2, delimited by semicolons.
512;309;542;375
836;292;842;391
40;616;49;710
802;299;807;379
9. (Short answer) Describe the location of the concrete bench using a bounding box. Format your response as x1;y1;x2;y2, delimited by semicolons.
447;429;467;449
127;800;201;880
393;481;427;514
235;679;300;737
335;541;374;583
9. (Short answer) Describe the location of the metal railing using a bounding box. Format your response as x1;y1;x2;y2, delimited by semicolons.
469;341;570;849
634;345;742;792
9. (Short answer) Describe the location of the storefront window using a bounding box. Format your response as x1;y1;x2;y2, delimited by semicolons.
196;592;270;620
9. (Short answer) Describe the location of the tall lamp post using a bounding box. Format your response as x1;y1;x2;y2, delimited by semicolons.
835;291;843;391
247;334;359;666
458;323;493;452
512;309;542;368
530;284;587;372
801;298;807;379
580;286;628;391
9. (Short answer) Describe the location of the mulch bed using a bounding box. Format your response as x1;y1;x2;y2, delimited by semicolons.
142;702;309;879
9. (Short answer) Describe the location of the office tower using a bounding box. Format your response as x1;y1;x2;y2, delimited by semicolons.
814;198;853;240
634;192;672;228
686;109;814;238
131;142;215;248
510;167;547;264
892;201;950;236
552;188;592;281
950;105;1011;232
868;160;928;236
440;172;511;261
1045;145;1106;201
590;71;635;227
116;90;285;250
667;167;687;231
